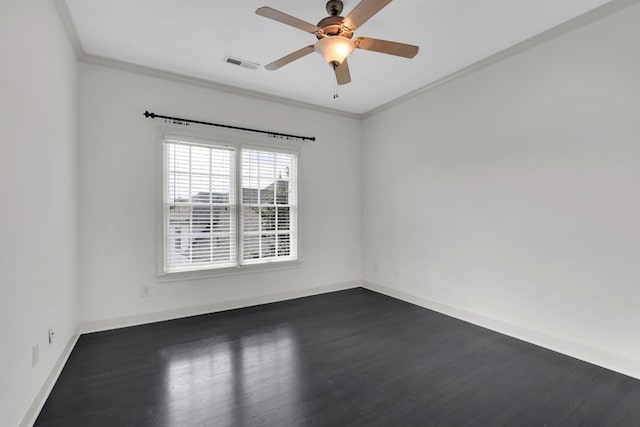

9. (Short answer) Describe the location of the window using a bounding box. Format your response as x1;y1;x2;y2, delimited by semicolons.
163;135;298;274
241;149;298;264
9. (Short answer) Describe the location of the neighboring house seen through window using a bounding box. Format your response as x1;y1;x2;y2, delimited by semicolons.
163;135;298;274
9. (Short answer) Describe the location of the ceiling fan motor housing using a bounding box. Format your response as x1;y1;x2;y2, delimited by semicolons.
317;16;353;39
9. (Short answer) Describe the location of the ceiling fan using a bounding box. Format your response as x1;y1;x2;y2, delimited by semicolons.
256;0;419;85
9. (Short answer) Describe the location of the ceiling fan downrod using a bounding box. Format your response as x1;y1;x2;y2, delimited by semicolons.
325;0;344;16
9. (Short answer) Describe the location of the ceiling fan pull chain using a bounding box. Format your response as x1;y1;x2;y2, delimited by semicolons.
333;74;339;99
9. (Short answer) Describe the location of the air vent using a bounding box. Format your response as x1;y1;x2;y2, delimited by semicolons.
224;56;260;70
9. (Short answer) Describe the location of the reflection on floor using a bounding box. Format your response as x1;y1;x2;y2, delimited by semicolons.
162;327;299;426
35;288;640;426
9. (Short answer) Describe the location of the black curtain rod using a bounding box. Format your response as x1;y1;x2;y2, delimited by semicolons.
143;111;316;142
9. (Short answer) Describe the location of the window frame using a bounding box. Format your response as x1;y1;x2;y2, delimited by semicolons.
155;126;302;282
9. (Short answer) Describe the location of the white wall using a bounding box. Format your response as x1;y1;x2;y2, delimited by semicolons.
0;1;80;426
79;64;362;329
362;4;640;376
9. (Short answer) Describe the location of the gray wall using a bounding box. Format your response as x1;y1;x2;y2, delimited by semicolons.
362;3;640;378
0;2;80;426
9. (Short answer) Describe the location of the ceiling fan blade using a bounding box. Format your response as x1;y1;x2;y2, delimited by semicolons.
256;7;320;34
342;0;392;30
334;59;352;85
265;45;315;70
354;37;419;58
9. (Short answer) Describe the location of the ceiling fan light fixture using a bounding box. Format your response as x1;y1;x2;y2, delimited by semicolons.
315;36;355;66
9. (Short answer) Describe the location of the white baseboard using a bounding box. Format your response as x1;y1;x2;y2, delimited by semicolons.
81;280;361;334
19;333;79;427
24;281;637;427
363;281;640;380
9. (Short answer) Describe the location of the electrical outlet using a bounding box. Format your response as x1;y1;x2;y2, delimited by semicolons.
48;328;55;344
141;286;151;298
32;343;39;368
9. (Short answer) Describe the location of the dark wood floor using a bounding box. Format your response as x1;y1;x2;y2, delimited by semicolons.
36;288;640;426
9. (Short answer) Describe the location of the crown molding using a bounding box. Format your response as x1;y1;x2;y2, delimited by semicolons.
78;53;362;120
362;0;640;119
53;0;84;60
55;0;640;121
53;1;361;119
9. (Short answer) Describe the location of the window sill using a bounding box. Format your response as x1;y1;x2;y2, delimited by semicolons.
156;260;303;283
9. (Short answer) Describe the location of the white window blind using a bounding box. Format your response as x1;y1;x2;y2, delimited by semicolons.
241;148;298;264
164;138;236;272
162;135;299;275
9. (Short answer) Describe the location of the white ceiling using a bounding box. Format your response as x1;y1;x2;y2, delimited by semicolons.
65;0;612;115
